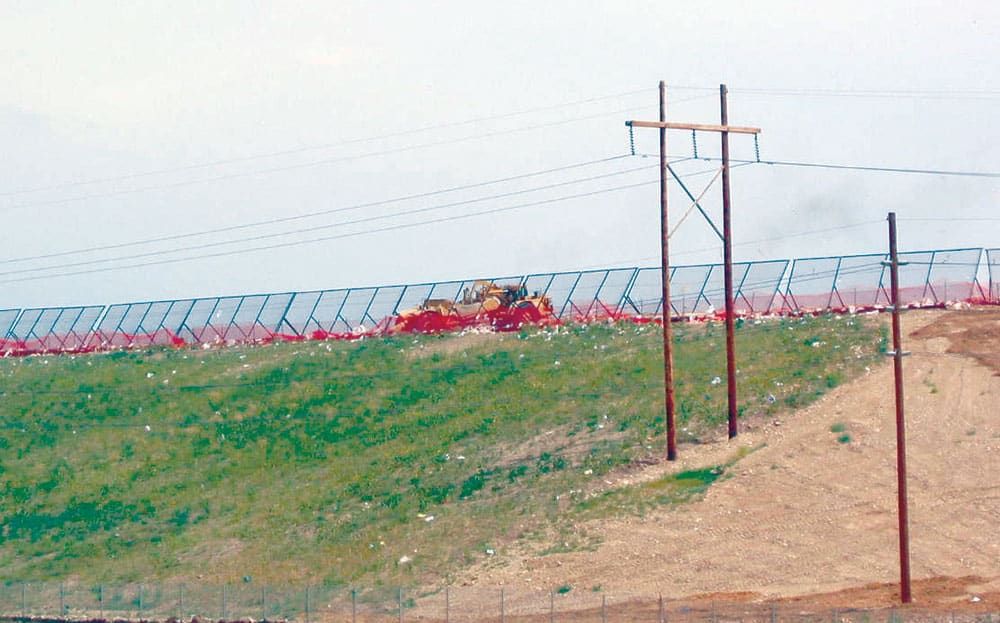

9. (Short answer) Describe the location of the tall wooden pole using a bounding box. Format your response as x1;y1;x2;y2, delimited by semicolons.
887;212;912;603
659;80;677;461
720;84;738;439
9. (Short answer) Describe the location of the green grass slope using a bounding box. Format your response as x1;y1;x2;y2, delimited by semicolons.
0;316;884;586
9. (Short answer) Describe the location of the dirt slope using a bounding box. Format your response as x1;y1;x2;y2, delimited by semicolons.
458;309;1000;608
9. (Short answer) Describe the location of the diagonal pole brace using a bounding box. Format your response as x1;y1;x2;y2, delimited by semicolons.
667;164;724;241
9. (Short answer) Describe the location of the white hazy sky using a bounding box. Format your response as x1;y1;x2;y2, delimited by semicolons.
1;1;997;308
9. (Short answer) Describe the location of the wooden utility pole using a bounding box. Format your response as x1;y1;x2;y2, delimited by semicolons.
719;85;738;439
885;212;912;603
658;80;678;460
626;83;760;458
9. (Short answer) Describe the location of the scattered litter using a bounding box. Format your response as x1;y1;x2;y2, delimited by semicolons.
711;376;722;385
398;555;412;564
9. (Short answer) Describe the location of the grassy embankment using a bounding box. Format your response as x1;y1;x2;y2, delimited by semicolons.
0;315;884;587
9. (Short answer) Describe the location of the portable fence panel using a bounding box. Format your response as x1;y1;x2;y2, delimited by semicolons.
590;267;638;317
696;262;783;315
280;290;324;336
830;253;889;307
138;300;191;345
905;247;983;303
222;294;270;340
365;285;407;327
521;273;558;307
173;298;221;343
0;308;21;338
48;305;104;351
989;248;1000;302
26;307;70;351
670;264;717;314
533;271;581;318
560;269;625;318
93;303;133;346
8;309;49;348
736;259;789;313
623;267;663;315
253;293;297;337
200;296;247;342
393;283;437;314
303;289;351;333
331;288;378;332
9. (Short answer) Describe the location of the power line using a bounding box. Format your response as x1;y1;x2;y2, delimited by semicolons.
0;154;636;266
0;161;662;278
664;84;1000;100
0;164;723;285
684;155;1000;179
0;86;655;198
2;103;661;212
730;87;1000;100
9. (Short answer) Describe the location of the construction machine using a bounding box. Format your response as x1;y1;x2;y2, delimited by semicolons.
394;280;554;332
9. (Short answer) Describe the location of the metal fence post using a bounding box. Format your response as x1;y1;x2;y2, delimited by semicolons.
179;584;184;620
305;585;311;623
549;589;554;623
222;584;227;620
350;588;355;623
261;586;266;622
500;587;505;623
20;582;25;619
60;582;65;616
99;584;104;619
398;587;403;623
138;583;144;619
445;586;450;623
601;594;606;623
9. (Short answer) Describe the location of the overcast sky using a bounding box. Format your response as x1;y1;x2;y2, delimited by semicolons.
1;1;997;308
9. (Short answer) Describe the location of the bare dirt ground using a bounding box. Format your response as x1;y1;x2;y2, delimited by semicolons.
452;309;1000;613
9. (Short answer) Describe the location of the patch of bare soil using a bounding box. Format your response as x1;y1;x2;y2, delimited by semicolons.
451;310;1000;611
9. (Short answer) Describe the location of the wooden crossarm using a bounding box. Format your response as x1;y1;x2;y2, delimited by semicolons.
626;120;761;135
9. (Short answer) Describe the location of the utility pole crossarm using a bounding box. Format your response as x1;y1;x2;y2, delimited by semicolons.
626;120;761;135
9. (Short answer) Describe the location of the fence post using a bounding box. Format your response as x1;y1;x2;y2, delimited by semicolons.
770;603;776;623
601;594;606;623
99;584;104;619
398;587;403;623
350;588;355;623
445;586;449;623
500;587;505;623
20;582;25;619
222;584;227;620
138;583;143;620
179;584;184;620
549;589;554;623
261;586;266;622
658;593;664;623
305;586;310;623
60;582;65;616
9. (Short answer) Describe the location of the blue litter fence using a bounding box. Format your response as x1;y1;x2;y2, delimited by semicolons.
0;247;990;356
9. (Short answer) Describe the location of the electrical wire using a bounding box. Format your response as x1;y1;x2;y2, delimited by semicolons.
0;86;655;198
672;155;1000;179
0;155;633;266
0;163;728;285
2;105;655;212
0;161;671;278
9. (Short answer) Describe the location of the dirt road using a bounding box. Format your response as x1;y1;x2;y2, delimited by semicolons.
457;309;1000;611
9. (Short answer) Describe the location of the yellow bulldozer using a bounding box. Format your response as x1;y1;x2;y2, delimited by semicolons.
397;280;554;324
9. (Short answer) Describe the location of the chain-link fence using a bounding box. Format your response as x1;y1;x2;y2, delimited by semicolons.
0;583;996;622
0;247;991;357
